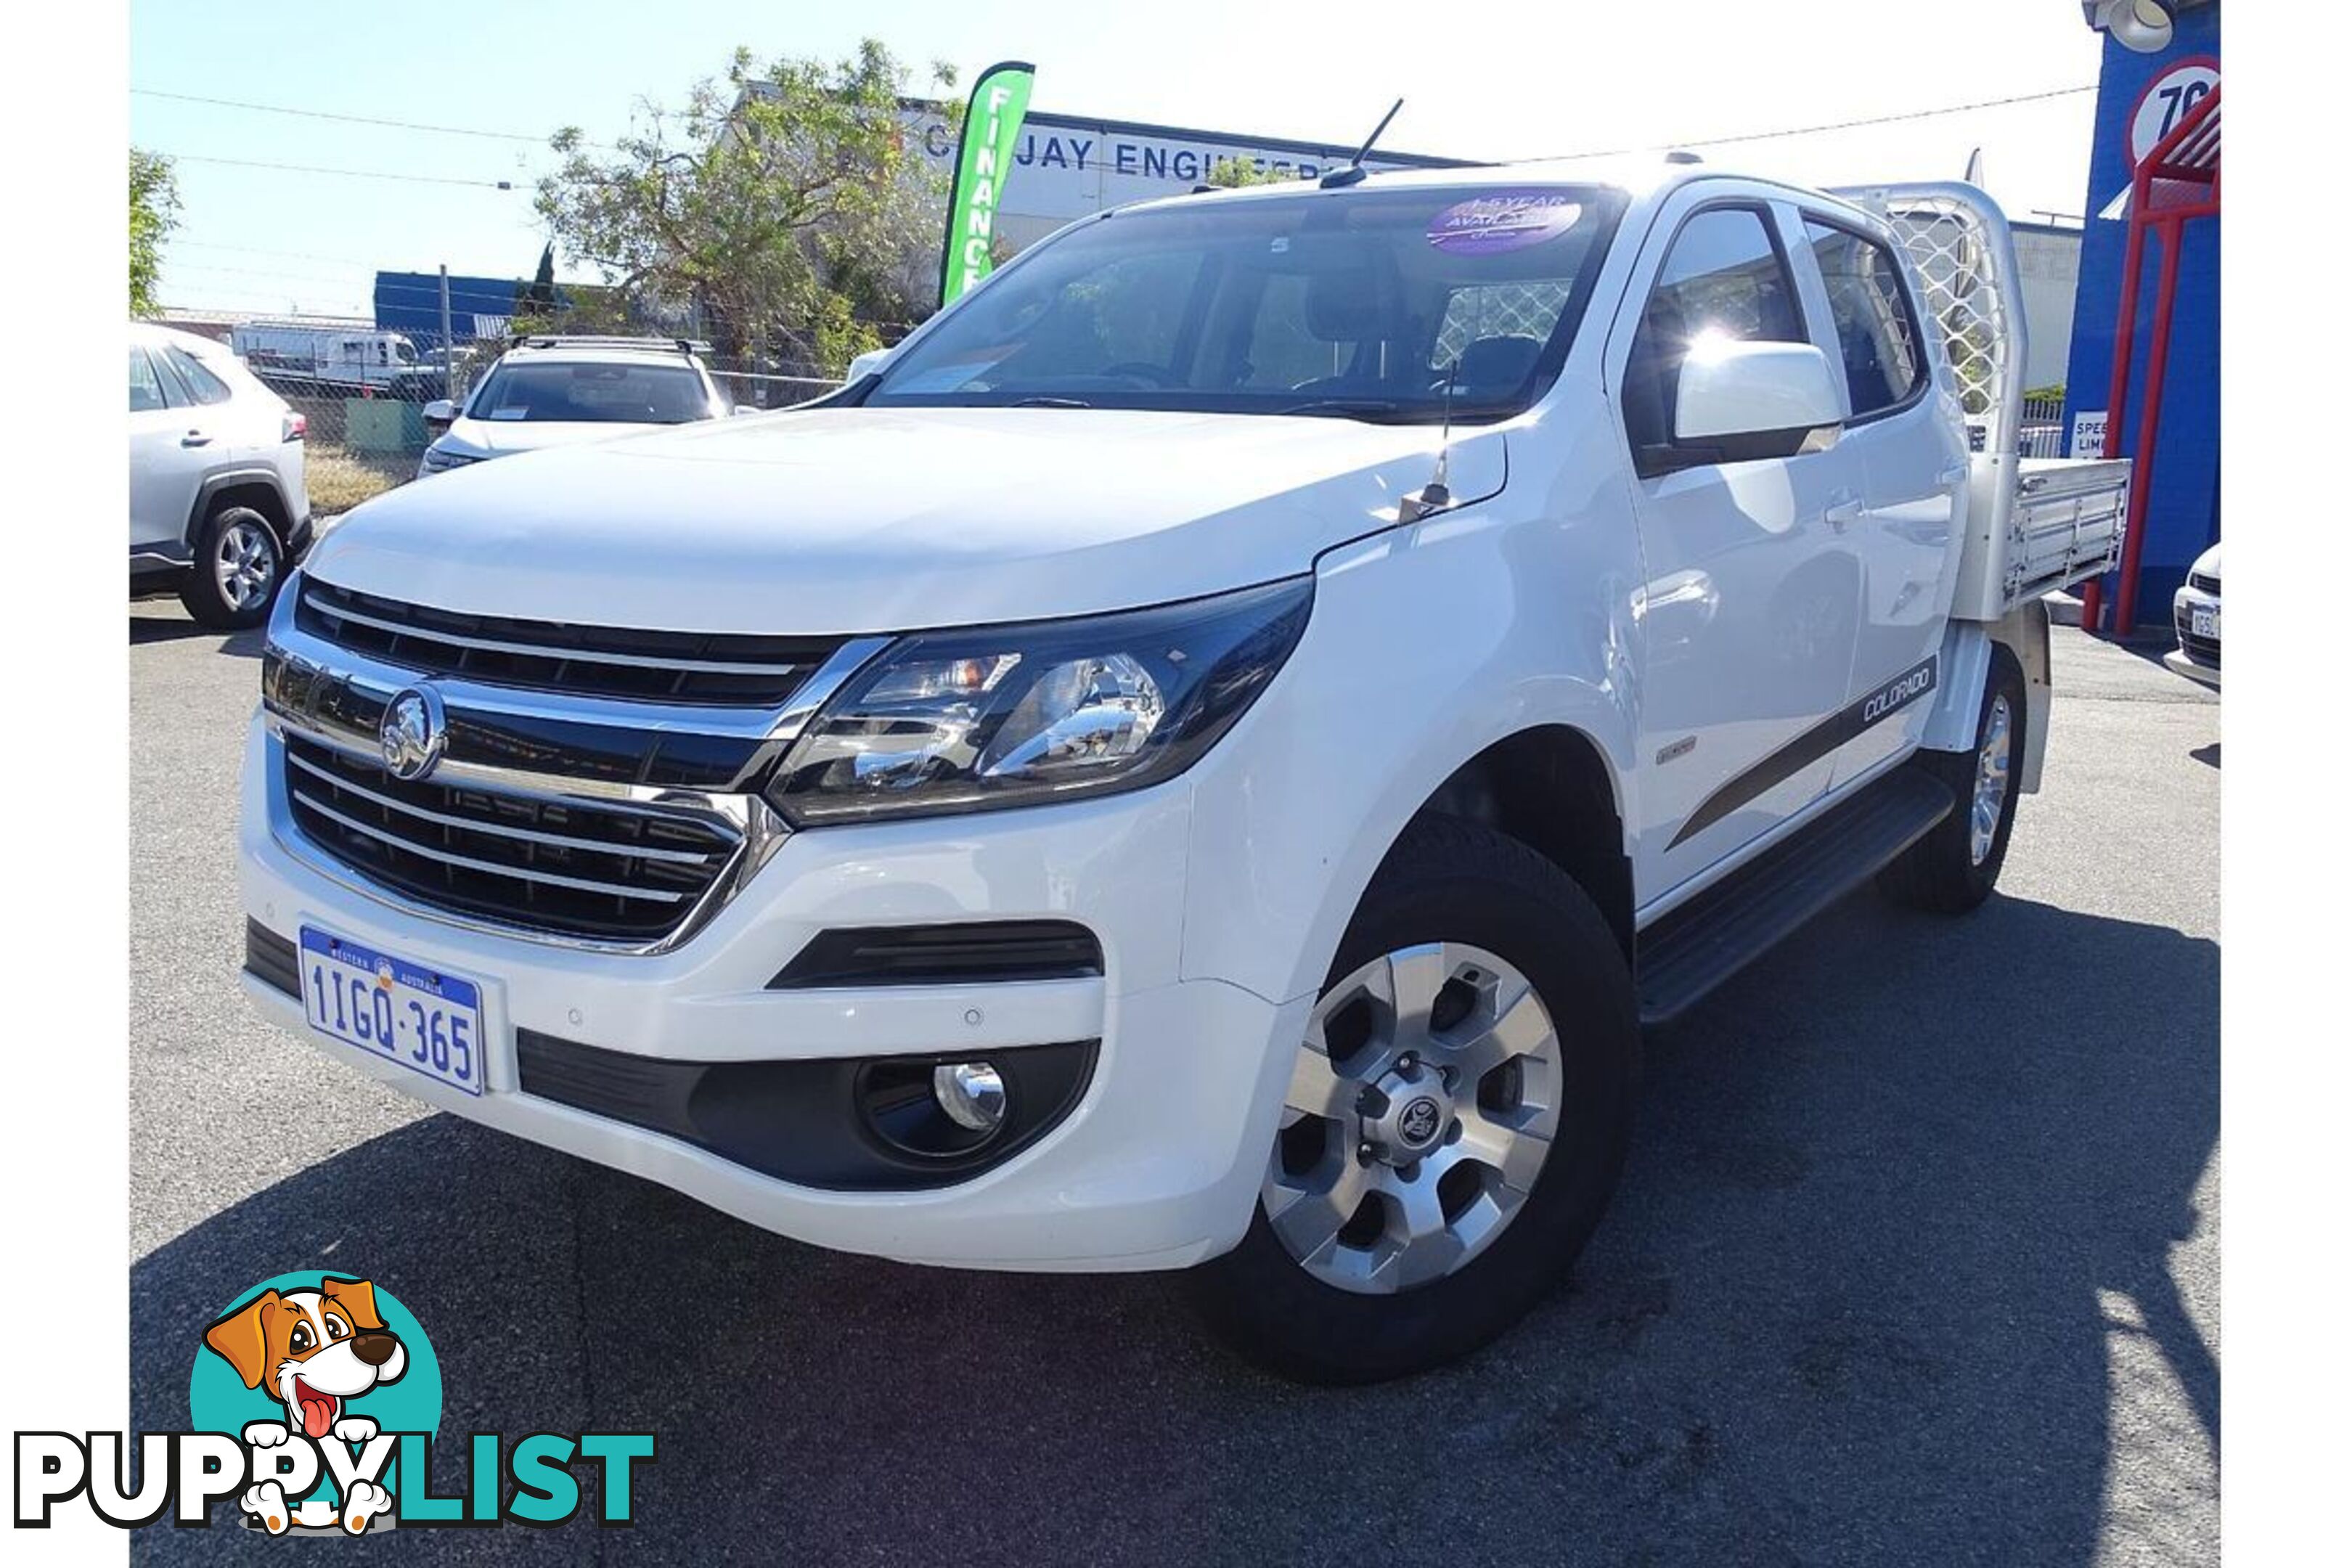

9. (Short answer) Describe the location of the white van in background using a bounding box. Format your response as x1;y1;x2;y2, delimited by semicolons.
229;321;442;397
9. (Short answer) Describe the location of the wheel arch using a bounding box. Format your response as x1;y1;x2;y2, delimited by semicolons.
1395;724;1633;961
184;469;293;550
1919;605;2048;793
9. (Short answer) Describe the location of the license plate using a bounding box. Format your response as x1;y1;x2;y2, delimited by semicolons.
298;927;485;1097
2191;605;2219;640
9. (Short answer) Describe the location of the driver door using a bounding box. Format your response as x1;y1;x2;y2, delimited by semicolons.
1606;193;1867;899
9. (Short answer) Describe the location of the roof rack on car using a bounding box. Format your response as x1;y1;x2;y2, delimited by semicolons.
507;334;711;356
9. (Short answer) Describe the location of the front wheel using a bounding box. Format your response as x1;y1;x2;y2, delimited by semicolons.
179;505;283;630
1186;819;1640;1384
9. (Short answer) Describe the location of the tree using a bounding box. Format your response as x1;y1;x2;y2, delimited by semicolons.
536;41;957;375
522;242;558;316
1206;156;1291;189
510;242;576;338
130;149;179;317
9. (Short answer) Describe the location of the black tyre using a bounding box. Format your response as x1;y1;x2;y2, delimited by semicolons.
179;504;283;630
1878;646;2028;914
1186;818;1640;1384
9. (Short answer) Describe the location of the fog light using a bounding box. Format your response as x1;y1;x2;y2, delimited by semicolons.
932;1061;1007;1132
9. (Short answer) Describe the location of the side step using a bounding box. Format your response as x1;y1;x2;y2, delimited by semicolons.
1635;768;1953;1026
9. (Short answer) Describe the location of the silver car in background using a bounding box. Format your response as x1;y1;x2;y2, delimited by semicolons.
129;322;312;629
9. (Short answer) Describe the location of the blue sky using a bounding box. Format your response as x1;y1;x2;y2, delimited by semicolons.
131;0;2107;319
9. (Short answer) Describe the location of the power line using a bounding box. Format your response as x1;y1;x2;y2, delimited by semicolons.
1535;83;2099;161
168;262;494;302
133;86;619;150
137;87;542;144
160;152;524;189
175;238;384;267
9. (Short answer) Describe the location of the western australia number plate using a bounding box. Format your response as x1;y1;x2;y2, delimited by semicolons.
2191;605;2219;640
298;926;484;1097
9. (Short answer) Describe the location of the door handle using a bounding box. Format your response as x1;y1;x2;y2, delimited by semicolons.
1825;492;1864;530
180;431;213;447
1937;462;1969;486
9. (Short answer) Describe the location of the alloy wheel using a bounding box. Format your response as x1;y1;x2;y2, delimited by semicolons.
1262;942;1564;1295
213;519;277;613
1969;693;2013;865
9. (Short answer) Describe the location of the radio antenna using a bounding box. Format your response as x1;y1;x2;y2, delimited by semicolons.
1321;98;1403;188
1400;359;1459;523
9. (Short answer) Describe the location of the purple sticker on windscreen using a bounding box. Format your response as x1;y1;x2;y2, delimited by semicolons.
1426;192;1585;256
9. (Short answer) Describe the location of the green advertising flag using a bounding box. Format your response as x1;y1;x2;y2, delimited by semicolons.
939;60;1036;307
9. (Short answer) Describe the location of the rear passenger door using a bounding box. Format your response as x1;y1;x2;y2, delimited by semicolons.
1608;192;1868;897
1790;214;1969;788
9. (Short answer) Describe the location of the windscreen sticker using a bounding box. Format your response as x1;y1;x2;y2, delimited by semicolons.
1426;192;1584;256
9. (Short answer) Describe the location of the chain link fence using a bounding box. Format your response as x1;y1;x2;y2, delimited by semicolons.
223;317;454;512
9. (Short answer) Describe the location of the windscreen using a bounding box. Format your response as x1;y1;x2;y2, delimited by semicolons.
867;184;1626;422
467;362;710;424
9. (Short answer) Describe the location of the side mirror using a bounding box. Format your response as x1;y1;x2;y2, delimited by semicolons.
421;399;457;431
1667;340;1845;466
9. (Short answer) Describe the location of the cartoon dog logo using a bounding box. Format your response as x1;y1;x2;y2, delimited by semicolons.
201;1275;407;1535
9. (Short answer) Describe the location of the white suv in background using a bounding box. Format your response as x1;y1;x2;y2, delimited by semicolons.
129;322;311;629
416;338;730;478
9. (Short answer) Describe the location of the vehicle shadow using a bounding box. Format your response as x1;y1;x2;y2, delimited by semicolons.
128;613;265;659
131;894;2216;1566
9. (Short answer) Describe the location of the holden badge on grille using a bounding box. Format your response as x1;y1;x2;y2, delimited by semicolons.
379;685;448;783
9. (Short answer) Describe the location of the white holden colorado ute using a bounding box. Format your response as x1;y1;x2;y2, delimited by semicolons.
239;164;2126;1381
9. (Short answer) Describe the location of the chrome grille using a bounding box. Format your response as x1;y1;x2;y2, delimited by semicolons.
297;578;845;707
281;733;742;942
2189;569;2221;595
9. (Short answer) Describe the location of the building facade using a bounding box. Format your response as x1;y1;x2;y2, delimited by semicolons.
2062;0;2221;626
905;105;1464;253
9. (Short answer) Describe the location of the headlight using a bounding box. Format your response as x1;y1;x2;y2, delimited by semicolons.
769;577;1313;825
417;446;480;475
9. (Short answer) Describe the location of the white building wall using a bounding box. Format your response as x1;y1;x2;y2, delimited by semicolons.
2012;226;2082;391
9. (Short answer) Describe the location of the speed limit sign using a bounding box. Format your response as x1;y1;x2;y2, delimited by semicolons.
2127;58;2219;171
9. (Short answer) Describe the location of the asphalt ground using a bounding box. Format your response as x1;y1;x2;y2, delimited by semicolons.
128;603;2218;1565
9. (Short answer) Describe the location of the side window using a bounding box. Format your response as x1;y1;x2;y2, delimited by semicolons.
164;346;234;406
1622;206;1806;458
128;346;170;412
1804;220;1925;416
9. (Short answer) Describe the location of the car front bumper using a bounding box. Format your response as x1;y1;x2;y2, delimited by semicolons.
2169;581;2220;689
236;716;1304;1272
